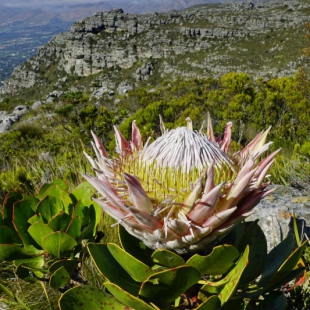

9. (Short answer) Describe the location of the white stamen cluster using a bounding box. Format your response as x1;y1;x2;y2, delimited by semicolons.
143;127;232;173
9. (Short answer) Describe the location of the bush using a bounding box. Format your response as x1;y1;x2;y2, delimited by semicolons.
14;123;45;139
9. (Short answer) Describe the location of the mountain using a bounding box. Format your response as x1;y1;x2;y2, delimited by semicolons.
0;1;223;82
0;0;309;100
1;1;224;24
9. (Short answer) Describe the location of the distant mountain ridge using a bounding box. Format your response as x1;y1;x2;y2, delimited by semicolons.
0;0;222;81
0;1;223;25
1;0;309;99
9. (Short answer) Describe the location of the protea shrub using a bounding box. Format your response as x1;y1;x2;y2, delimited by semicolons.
83;114;279;254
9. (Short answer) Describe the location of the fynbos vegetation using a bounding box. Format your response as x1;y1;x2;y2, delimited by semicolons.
0;1;309;309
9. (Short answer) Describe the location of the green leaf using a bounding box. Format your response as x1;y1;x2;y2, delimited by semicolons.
239;222;267;284
199;279;229;298
152;249;185;268
49;259;77;275
268;267;305;292
28;214;43;225
13;199;36;248
218;245;249;305
292;215;301;246
59;286;128;310
15;256;45;281
187;244;239;275
118;225;154;266
15;264;39;283
220;221;255;249
71;183;96;205
3;192;23;228
14;254;45;269
0;244;33;261
28;221;54;248
40;184;73;214
48;212;72;232
258;233;295;287
36;196;61;223
246;292;286;310
71;199;83;214
77;181;97;190
49;266;71;289
107;243;155;282
263;240;308;292
104;282;157;310
80;204;99;238
38;178;68;199
0;226;21;245
42;232;77;258
0;226;13;243
72;200;88;222
234;221;262;251
195;295;221;310
221;298;245;310
199;246;249;305
87;243;140;296
71;183;101;230
66;216;83;239
139;266;201;307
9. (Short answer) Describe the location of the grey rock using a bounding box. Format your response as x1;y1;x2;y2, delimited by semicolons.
117;83;133;95
135;62;155;80
0;111;8;118
32;101;42;110
46;91;64;103
91;87;114;98
248;185;310;251
13;105;30;116
0;105;30;132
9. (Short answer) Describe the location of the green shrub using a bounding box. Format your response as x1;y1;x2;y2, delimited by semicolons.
14;123;45;139
300;141;310;157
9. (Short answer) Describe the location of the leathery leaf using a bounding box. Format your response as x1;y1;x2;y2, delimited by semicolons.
199;245;249;306
152;249;185;268
28;221;54;248
107;243;154;282
139;265;201;307
246;291;286;310
42;231;77;258
87;243;140;296
187;244;239;275
258;233;295;287
118;225;154;266
262;239;308;292
49;266;71;289
104;282;158;310
195;295;221;310
219;245;249;305
59;286;128;310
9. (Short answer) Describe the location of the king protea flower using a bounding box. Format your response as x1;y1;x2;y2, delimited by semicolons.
83;114;279;254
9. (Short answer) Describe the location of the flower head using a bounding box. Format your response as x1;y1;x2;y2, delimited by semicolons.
84;115;279;254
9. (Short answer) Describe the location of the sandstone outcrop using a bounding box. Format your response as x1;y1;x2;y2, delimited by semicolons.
0;0;309;98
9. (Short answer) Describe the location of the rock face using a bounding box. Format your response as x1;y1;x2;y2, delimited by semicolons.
0;0;309;97
0;105;30;133
249;185;310;251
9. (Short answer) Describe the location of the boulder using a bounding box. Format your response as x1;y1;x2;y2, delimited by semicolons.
0;105;30;132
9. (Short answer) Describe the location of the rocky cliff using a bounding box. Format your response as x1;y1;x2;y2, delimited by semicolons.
1;0;309;98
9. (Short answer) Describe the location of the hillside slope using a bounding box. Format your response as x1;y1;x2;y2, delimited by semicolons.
0;0;221;82
0;0;309;100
